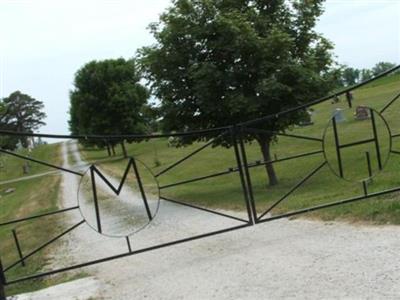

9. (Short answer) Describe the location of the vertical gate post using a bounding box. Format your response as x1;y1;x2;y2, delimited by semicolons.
231;126;255;225
237;126;258;223
0;257;6;300
12;229;25;267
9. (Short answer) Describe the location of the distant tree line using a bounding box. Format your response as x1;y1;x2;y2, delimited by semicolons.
337;61;398;87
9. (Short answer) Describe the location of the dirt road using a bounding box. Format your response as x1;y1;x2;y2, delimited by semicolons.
14;141;400;299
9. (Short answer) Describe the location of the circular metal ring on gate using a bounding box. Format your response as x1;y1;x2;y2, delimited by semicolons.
322;107;392;182
77;157;160;238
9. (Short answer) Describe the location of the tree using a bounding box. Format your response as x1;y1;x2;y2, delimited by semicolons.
0;102;18;150
69;58;151;157
0;91;46;149
371;62;396;76
342;66;360;86
360;68;373;82
139;0;337;186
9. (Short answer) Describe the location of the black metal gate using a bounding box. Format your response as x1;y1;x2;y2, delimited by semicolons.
0;65;399;299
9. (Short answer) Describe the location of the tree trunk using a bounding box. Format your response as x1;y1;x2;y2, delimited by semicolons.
257;136;278;186
111;144;116;156
121;141;127;158
106;144;111;157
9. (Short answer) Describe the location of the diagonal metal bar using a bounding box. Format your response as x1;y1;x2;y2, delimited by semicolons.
339;138;375;149
91;163;130;195
4;220;85;273
370;109;382;170
91;159;153;221
131;158;152;221
159;149;324;191
0;170;61;186
237;128;258;223
126;237;132;253
258;185;400;224
362;181;368;196
90;167;102;233
155;132;228;178
247;150;323;169
391;150;400;155
0;206;79;227
0;149;83;176
159;169;234;190
365;152;373;178
12;229;25;267
90;158;144;195
332;117;344;178
392;133;400;139
0;127;230;141
6;223;250;285
239;64;400;127
231;127;254;224
245;127;323;142
380;91;400;114
161;196;248;223
258;161;327;220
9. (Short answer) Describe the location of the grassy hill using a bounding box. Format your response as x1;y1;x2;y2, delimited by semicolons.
80;73;400;224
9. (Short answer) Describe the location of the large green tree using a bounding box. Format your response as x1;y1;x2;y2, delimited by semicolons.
69;58;151;157
0;91;46;149
139;0;337;186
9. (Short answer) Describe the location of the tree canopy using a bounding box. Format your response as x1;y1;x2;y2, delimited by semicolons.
69;58;151;157
372;62;397;76
0;91;46;149
139;0;337;185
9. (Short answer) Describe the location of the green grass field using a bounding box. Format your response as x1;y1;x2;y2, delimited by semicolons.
80;73;400;224
0;143;84;296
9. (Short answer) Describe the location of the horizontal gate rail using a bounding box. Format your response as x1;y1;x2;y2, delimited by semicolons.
4;221;85;273
0;206;79;227
0;148;83;176
247;150;324;169
159;169;235;190
155;131;229;178
4;223;250;285
0;127;230;141
380;91;400;114
258;161;327;220
258;185;400;224
159;149;324;190
244;127;323;142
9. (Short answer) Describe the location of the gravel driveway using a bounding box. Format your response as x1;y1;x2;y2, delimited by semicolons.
14;141;400;299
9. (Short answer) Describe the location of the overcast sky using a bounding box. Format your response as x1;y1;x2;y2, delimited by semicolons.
0;0;399;135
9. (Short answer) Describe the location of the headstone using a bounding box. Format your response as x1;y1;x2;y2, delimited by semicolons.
333;108;346;123
27;137;35;150
355;106;370;120
4;188;15;194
